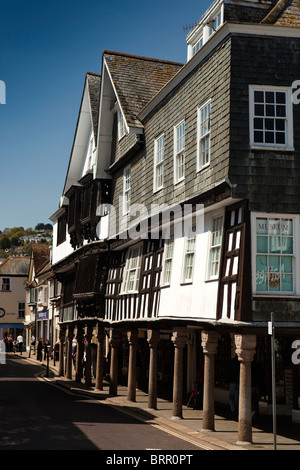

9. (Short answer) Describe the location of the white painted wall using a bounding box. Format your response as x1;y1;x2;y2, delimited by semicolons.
158;209;224;320
51;220;73;266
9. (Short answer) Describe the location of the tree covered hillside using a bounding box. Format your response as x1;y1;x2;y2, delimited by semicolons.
0;224;52;259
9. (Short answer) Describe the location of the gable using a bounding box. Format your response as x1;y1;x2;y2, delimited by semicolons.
62;73;101;197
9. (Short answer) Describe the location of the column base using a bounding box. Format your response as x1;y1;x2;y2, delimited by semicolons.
236;440;252;446
171;415;183;421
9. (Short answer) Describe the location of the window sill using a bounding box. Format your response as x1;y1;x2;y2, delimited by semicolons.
153;187;164;195
253;294;300;299
250;145;294;152
180;281;193;286
160;284;171;289
174;178;185;187
197;162;210;173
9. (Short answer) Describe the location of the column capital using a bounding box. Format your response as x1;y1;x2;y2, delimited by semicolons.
127;329;138;345
235;334;256;363
109;328;122;348
201;330;218;355
147;329;160;348
171;327;187;349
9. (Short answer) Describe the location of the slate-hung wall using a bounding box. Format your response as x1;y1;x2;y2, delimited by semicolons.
229;34;300;215
227;34;300;323
108;37;232;231
142;38;232;211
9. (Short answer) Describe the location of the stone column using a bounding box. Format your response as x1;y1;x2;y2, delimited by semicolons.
109;329;122;396
66;326;74;380
147;329;160;410
75;326;84;383
235;334;257;445
171;327;187;419
201;330;218;431
95;324;105;391
84;324;93;387
127;330;138;402
58;328;66;377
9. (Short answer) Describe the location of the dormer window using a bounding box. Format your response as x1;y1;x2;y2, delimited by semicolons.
187;4;224;60
192;36;203;56
208;10;222;36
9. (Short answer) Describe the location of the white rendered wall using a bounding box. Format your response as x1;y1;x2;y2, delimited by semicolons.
158;210;223;320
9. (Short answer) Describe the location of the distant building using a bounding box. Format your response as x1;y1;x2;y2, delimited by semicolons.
0;255;30;344
25;245;52;351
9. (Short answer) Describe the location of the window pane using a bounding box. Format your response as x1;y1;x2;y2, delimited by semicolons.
281;256;292;273
269;236;281;253
282;274;293;291
257;236;268;253
256;255;267;272
255;104;264;116
254;91;264;102
282;237;293;254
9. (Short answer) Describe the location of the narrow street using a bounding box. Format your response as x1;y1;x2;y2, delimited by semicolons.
0;355;212;453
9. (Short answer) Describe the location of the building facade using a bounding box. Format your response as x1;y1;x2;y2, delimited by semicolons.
25;245;53;352
50;0;300;442
0;255;30;348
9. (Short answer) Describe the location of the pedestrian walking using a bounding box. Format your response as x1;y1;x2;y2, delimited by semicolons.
36;338;43;361
17;334;23;355
72;339;77;370
44;339;50;360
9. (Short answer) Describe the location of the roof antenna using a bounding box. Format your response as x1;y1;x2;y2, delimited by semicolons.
182;23;197;32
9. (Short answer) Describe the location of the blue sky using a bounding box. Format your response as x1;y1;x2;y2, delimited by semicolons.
0;0;211;232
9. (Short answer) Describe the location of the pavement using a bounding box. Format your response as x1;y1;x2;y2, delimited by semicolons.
9;350;300;451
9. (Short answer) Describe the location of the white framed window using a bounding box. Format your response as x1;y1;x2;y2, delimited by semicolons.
121;244;143;293
118;110;126;140
208;215;224;279
174;121;185;183
162;237;174;285
192;36;203;56
209;10;222;36
1;278;10;291
188;5;224;59
197;100;211;170
154;134;164;192
123;165;131;215
252;213;297;294
182;235;196;283
249;85;293;149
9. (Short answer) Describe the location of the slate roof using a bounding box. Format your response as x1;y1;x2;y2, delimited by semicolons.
0;256;30;276
272;0;300;26
103;51;183;128
31;244;50;276
86;72;101;145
